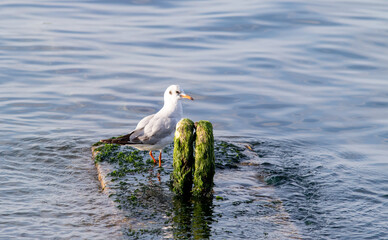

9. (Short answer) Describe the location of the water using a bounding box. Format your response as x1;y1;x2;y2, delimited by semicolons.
1;0;387;239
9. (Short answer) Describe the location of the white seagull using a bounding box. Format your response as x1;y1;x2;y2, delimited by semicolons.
100;85;193;167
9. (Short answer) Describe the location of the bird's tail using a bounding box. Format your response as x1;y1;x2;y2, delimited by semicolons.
100;132;133;145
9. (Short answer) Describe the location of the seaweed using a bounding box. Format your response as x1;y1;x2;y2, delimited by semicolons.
92;138;250;238
214;140;247;168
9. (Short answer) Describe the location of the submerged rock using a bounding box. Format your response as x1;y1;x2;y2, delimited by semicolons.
90;138;301;239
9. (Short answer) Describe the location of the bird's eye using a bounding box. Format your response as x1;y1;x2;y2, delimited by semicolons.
176;91;180;94
169;90;172;95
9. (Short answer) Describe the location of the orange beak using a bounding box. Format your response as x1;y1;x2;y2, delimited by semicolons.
180;94;194;100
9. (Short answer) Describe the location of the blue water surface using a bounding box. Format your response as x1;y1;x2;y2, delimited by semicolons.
0;0;387;239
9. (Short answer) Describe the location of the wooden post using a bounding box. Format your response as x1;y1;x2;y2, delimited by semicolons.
172;118;195;195
192;120;215;198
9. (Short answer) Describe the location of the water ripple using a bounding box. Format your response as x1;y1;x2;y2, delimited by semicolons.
1;0;388;239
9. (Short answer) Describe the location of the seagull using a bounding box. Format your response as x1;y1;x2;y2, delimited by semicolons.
100;85;193;167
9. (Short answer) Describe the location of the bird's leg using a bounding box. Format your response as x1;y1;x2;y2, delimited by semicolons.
149;151;157;164
158;151;162;167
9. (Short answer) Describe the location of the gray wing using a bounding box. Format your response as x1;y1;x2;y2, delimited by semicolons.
136;114;155;130
133;117;178;145
100;114;177;145
126;114;155;143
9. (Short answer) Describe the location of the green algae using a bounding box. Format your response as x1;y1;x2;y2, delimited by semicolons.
93;143;151;175
172;118;195;196
125;228;162;239
214;140;246;169
193;121;215;198
92;137;251;238
94;144;120;163
93;142;174;237
92;141;104;147
215;196;224;201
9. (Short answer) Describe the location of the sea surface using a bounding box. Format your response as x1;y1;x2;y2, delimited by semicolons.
1;0;387;239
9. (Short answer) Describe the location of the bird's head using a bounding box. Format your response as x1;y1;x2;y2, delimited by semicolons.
164;85;194;102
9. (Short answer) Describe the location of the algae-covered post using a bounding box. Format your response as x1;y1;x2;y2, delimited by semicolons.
193;120;215;198
172;118;195;195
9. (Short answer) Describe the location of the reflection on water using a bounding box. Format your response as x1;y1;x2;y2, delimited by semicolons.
1;0;388;239
172;196;213;239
